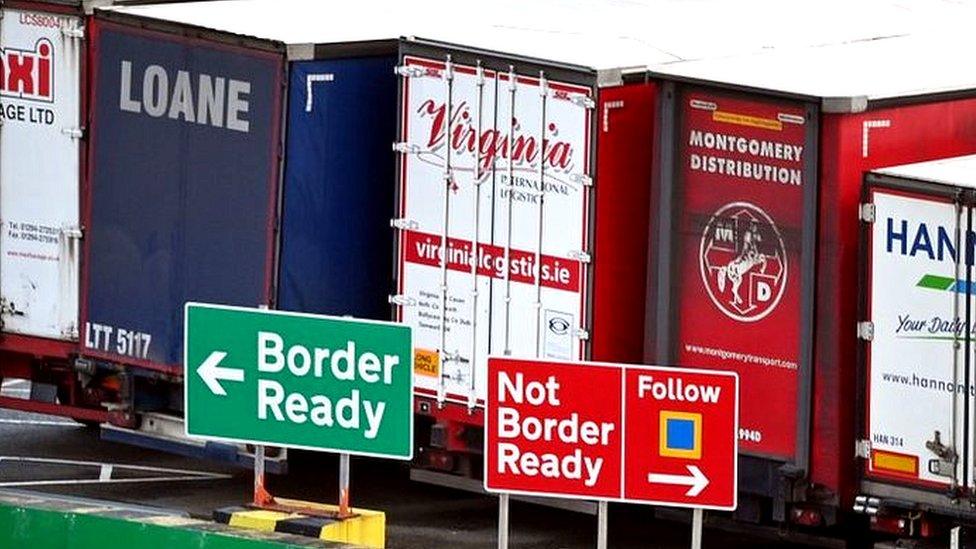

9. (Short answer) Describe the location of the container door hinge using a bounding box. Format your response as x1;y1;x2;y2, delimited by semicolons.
389;295;416;307
61;25;85;40
857;321;874;341
62;226;83;240
571;173;593;187
62;127;84;140
395;65;427;78
568;250;591;264
61;322;80;340
391;218;419;231
0;297;24;318
859;203;876;223
571;95;595;109
855;439;872;459
574;328;590;341
393;142;425;155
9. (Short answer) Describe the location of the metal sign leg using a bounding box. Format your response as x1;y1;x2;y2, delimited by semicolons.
596;500;608;549
690;508;703;549
339;453;351;518
498;493;510;549
253;444;272;506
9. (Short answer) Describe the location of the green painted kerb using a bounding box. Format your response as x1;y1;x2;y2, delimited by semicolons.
0;501;333;549
185;304;413;460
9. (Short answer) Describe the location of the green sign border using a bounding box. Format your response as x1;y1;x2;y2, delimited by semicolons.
183;302;414;460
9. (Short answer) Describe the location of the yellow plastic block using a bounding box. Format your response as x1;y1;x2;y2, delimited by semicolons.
274;498;385;548
321;508;385;549
227;509;292;532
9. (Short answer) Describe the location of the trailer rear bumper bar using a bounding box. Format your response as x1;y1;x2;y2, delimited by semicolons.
0;396;107;423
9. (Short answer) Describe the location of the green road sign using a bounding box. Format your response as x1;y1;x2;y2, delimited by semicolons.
184;303;413;459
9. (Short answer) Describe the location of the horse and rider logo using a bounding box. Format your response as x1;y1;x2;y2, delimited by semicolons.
699;202;787;322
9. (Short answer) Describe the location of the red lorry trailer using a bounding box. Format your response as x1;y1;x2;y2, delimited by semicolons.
859;155;976;539
646;32;976;530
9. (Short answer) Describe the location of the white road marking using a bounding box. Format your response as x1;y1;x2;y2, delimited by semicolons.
0;419;79;427
0;456;232;488
99;465;113;481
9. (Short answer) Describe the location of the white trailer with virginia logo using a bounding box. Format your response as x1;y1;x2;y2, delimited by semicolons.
389;38;661;485
860;155;976;526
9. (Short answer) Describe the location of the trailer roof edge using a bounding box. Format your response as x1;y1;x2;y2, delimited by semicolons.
821;96;869;114
92;7;286;55
287;43;315;61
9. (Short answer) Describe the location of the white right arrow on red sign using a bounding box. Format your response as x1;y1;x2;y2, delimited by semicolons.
647;465;709;497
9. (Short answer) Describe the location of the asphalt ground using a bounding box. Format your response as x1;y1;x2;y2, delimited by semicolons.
0;379;843;548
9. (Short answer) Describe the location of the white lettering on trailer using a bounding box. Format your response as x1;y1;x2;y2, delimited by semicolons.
83;322;151;359
688;130;803;162
636;375;722;403
118;60;251;132
687;130;803;185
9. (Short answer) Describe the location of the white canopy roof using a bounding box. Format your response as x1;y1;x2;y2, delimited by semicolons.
874;155;976;190
108;0;976;100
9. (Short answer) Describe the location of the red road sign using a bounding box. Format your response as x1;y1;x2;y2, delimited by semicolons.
484;357;738;510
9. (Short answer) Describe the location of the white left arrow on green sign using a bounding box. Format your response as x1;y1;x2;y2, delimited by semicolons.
197;351;245;396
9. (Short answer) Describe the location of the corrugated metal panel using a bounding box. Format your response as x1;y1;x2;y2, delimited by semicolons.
276;55;398;319
84;18;283;370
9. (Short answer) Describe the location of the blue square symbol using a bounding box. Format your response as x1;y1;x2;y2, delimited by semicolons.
666;418;696;451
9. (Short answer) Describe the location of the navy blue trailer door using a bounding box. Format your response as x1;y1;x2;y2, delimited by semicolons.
277;56;397;319
84;18;283;372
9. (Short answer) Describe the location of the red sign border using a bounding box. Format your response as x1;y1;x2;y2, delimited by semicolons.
483;356;739;511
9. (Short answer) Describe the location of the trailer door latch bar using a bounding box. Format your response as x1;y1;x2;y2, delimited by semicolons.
855;439;871;459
